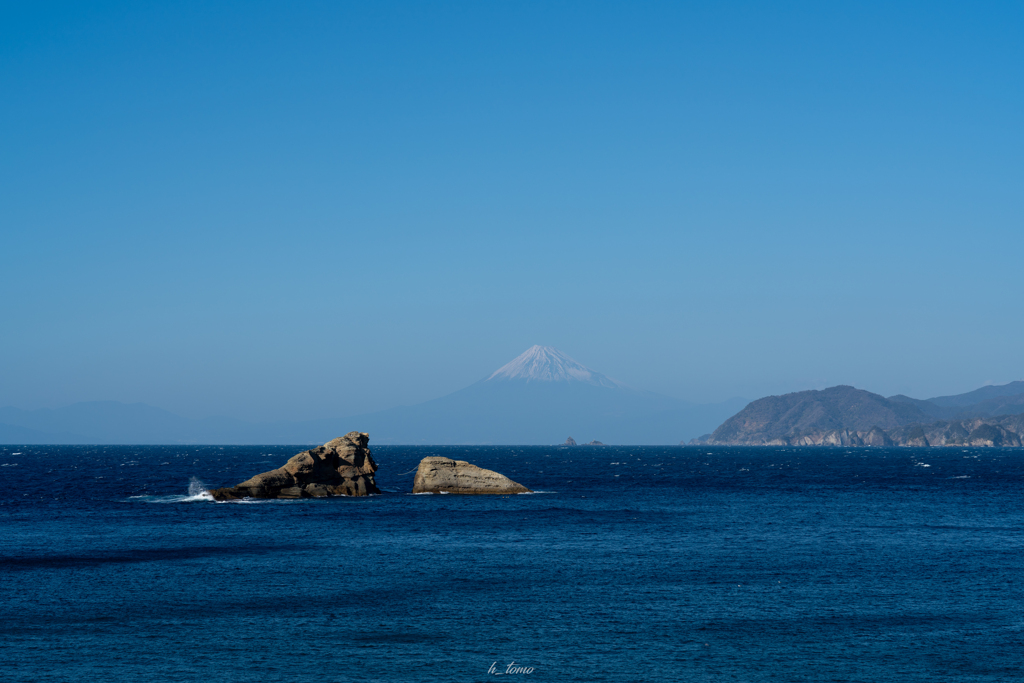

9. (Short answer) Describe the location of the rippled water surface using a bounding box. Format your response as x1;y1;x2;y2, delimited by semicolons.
2;445;1023;682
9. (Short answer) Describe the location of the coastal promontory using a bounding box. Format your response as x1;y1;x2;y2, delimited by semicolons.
690;384;1024;447
209;432;379;500
412;456;531;494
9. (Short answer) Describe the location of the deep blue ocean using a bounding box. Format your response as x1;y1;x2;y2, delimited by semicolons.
2;444;1023;682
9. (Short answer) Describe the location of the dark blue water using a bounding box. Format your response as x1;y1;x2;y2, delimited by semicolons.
2;445;1023;682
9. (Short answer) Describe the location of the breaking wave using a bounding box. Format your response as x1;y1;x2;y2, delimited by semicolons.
128;477;215;503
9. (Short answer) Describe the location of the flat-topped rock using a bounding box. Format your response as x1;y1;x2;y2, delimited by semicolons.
412;456;531;495
209;432;379;500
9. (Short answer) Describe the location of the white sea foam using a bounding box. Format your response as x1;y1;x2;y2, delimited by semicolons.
129;494;211;503
129;477;215;503
183;477;215;501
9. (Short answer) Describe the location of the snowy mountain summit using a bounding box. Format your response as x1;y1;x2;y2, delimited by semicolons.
487;345;619;388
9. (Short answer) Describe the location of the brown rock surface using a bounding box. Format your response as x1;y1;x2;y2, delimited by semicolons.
411;456;530;495
209;432;379;500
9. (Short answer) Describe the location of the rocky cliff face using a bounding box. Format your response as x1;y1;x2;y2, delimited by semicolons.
412;457;530;494
209;432;379;500
692;414;1024;447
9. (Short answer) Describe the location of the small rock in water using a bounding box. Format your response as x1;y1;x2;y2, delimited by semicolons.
412;457;530;495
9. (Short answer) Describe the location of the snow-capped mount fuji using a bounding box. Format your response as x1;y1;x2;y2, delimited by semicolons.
487;345;619;388
332;346;747;445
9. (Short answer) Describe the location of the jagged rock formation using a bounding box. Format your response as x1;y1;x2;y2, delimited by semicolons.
412;457;530;494
755;426;894;447
587;440;605;445
564;437;577;446
692;414;1024;447
889;418;1024;447
209;432;379;500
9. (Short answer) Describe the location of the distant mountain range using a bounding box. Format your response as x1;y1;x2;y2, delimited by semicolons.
9;345;1021;447
0;346;744;445
693;381;1024;447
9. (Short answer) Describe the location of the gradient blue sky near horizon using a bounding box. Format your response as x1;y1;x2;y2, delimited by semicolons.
2;1;1022;422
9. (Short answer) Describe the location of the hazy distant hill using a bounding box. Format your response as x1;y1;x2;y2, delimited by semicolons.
927;380;1024;407
0;346;743;445
0;422;84;444
885;394;958;420
0;402;264;445
889;382;1024;421
955;393;1024;418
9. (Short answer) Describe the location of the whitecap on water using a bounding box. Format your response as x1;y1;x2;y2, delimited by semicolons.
185;476;214;501
128;476;215;503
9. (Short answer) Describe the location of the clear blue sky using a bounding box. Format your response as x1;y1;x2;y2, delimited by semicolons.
2;1;1022;421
